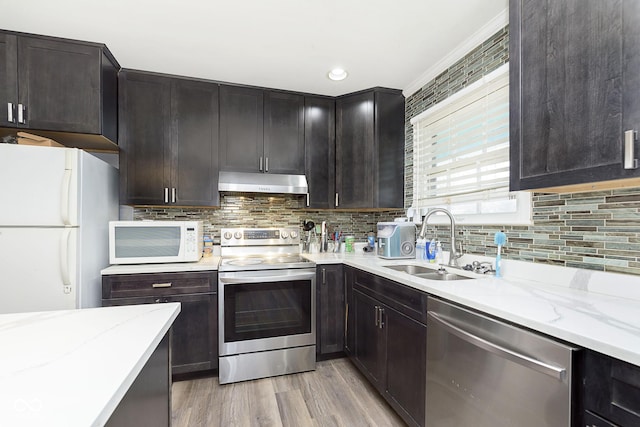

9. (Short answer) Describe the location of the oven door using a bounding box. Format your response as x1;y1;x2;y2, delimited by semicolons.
218;268;316;356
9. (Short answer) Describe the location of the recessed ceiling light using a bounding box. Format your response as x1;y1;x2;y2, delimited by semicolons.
328;68;348;81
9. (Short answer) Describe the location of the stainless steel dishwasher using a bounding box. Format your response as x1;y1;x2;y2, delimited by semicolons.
426;298;579;427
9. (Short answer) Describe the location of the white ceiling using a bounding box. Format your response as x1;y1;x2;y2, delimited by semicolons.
1;0;508;97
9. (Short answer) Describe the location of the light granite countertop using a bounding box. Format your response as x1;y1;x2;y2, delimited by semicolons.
0;303;180;427
305;250;640;367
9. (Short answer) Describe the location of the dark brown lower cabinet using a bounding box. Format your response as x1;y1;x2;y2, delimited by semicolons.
347;267;427;427
583;350;640;427
102;272;218;375
316;264;344;356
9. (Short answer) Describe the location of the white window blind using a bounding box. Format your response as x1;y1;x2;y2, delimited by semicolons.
410;64;529;224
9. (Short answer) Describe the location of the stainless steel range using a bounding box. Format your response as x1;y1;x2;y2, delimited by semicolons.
218;227;316;384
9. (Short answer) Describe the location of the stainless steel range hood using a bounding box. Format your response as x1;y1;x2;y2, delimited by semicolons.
218;171;308;195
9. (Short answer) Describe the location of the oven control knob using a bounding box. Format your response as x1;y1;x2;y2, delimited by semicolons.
223;232;232;240
234;231;242;240
281;231;289;239
290;231;298;239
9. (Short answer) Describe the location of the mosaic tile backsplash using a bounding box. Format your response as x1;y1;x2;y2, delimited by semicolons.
134;193;404;243
135;24;640;277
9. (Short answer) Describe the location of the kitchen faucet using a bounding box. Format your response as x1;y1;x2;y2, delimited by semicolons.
418;208;462;268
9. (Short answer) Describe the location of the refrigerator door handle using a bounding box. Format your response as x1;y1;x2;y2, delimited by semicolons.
61;169;72;225
60;229;72;287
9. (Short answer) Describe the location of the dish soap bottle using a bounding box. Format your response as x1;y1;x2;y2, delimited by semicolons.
427;238;436;263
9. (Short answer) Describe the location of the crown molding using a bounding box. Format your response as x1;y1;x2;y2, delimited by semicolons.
403;8;509;98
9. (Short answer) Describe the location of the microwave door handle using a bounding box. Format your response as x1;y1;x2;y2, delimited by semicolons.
427;312;566;381
220;273;314;284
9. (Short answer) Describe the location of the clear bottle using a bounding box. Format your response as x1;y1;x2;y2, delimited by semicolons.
416;238;426;260
435;241;444;265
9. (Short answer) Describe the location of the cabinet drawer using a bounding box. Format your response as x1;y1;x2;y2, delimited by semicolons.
585;350;640;427
102;271;216;299
353;268;426;323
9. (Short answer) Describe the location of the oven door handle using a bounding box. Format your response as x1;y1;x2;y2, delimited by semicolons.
219;272;315;284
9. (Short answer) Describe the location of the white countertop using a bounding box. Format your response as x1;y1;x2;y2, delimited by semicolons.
305;251;640;367
101;256;219;275
0;303;180;427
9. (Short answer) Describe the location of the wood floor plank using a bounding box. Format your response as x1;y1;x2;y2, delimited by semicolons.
330;358;406;426
247;378;284;427
171;358;408;427
275;389;314;427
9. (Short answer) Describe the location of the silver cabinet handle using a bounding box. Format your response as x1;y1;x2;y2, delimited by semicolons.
374;305;379;326
306;193;310;207
427;312;566;380
265;157;269;172
335;193;339;207
322;268;326;284
378;307;384;329
624;130;638;169
152;282;172;288
7;103;15;123
17;104;25;124
164;187;169;203
171;187;176;203
259;156;263;172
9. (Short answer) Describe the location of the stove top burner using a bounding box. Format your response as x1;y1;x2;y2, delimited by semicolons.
219;254;313;272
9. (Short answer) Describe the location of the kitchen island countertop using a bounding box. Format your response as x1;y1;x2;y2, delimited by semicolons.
0;303;180;426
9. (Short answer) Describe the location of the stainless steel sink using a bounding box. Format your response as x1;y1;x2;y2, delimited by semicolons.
384;264;433;275
383;264;474;281
414;271;470;281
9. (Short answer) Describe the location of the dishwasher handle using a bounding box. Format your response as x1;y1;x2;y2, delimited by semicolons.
427;311;566;381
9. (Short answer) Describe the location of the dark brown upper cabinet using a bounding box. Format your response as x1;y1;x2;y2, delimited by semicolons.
119;70;219;206
510;0;640;191
304;96;336;209
0;30;118;150
219;85;305;175
336;88;404;209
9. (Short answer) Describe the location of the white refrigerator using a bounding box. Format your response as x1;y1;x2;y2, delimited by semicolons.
0;144;118;314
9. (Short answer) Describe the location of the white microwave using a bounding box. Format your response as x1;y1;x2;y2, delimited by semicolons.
109;220;204;264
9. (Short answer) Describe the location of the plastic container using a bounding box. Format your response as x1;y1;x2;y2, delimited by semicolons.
416;238;426;260
426;238;436;263
345;236;355;253
435;241;444;265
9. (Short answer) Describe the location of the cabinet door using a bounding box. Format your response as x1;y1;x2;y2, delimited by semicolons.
219;85;264;172
119;71;171;205
264;91;305;174
0;33;17;128
344;266;355;356
171;80;220;206
316;265;344;355
384;306;426;427
374;91;405;208
305;96;336;208
102;293;218;375
584;350;640;427
353;289;384;390
336;91;374;208
17;36;102;134
168;293;218;374
510;0;640;190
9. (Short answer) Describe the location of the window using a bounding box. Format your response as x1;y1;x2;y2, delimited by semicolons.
410;64;531;225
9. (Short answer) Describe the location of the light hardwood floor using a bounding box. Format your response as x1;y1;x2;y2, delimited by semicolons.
171;358;407;427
